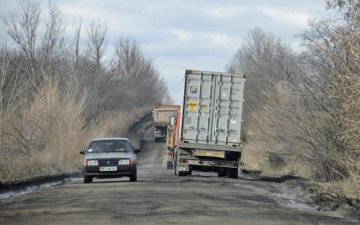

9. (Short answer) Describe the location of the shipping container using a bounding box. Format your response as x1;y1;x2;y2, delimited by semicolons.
174;69;246;178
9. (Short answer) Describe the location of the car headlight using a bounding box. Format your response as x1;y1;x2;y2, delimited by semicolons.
118;159;133;165
87;160;98;166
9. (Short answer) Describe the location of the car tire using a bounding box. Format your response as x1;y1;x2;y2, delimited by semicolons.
84;175;92;183
130;170;137;182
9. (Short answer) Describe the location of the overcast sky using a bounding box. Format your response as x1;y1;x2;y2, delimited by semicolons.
0;0;328;103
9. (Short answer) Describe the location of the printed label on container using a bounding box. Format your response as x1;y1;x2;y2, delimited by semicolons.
187;101;198;112
200;105;207;112
190;86;197;94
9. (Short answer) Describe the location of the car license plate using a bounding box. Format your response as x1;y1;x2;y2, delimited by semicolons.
99;166;117;172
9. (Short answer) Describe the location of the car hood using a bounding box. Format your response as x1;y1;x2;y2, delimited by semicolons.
85;152;134;160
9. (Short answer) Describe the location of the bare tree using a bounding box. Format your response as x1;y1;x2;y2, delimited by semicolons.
227;28;349;180
228;29;293;110
5;0;66;91
0;44;27;179
0;1;169;181
73;19;82;75
40;1;66;83
87;21;107;71
227;0;360;188
110;38;167;109
5;0;41;91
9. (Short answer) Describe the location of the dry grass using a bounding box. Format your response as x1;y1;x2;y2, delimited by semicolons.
242;76;360;197
85;107;151;151
90;107;150;138
0;80;151;182
241;82;340;182
233;3;360;199
241;142;264;173
0;0;166;183
0;80;87;180
242;134;315;179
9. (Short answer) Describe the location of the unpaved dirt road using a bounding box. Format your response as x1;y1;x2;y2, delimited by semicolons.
0;142;358;225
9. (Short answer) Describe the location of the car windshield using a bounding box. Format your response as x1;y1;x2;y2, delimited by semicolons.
87;140;132;153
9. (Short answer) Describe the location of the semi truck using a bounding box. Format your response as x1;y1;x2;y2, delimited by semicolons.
174;69;246;178
152;104;180;142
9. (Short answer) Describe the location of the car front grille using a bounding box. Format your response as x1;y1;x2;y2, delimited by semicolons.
98;159;120;167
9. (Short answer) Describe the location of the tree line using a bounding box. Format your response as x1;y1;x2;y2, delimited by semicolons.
0;0;168;181
228;0;359;197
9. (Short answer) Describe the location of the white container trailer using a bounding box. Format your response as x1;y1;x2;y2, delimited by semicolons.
175;69;246;178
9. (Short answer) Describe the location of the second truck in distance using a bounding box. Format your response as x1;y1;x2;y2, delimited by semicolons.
153;105;180;142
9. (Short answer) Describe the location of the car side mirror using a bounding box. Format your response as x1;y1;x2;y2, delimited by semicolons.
134;149;140;154
80;150;86;155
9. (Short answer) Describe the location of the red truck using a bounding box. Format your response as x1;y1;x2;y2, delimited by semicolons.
165;107;181;168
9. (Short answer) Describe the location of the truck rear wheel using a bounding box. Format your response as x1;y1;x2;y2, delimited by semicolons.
178;171;187;176
227;168;238;179
218;169;226;177
188;167;192;176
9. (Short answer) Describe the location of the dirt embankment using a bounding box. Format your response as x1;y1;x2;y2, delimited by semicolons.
305;184;360;218
241;169;360;219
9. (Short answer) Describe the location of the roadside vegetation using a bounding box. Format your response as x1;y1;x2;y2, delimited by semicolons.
230;0;360;198
0;0;168;182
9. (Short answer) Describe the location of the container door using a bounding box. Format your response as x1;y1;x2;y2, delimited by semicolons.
182;73;213;143
210;75;245;145
181;72;245;146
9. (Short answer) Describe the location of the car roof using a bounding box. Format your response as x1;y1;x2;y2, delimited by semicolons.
91;137;129;142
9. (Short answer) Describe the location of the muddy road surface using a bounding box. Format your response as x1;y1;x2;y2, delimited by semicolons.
0;142;358;225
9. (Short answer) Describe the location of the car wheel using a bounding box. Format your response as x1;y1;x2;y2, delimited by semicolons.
130;170;137;182
84;175;92;183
